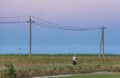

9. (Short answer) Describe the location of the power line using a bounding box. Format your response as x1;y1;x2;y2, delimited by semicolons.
32;16;59;26
34;22;99;31
33;16;100;31
0;17;19;18
0;21;27;24
0;16;26;18
0;16;101;31
0;16;27;24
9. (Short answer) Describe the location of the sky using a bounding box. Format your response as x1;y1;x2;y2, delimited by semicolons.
0;0;120;54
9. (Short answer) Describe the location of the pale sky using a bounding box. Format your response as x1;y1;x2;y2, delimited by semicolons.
0;0;120;54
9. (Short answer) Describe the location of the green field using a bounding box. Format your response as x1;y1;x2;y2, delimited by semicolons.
0;54;120;78
58;74;120;78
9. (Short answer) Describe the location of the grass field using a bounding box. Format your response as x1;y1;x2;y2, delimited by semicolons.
58;74;120;78
0;54;120;78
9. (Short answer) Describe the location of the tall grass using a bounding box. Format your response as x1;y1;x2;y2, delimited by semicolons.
0;54;120;78
0;64;16;78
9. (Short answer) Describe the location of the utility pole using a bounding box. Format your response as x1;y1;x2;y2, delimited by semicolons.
27;16;34;56
100;26;106;58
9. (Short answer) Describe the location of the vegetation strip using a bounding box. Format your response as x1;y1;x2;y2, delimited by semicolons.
0;54;120;78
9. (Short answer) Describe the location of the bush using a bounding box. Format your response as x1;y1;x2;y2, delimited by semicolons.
0;64;17;78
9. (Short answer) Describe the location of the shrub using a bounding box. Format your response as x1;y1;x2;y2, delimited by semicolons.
0;64;17;78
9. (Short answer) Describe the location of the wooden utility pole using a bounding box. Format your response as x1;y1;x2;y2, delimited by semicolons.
28;16;34;56
100;26;106;58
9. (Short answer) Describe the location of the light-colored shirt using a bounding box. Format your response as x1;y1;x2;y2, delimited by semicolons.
72;56;77;61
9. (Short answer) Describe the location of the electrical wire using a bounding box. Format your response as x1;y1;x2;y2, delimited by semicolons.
34;22;99;31
0;17;16;18
0;16;25;18
32;16;58;26
0;16;103;31
0;21;27;24
33;16;100;31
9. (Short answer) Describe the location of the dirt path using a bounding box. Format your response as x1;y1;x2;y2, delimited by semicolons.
34;72;120;78
89;72;120;75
